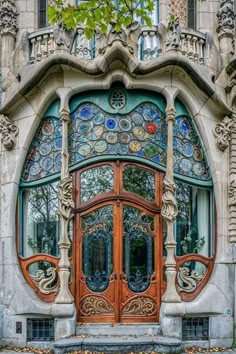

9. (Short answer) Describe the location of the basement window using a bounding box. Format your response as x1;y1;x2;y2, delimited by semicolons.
27;319;54;341
182;317;209;340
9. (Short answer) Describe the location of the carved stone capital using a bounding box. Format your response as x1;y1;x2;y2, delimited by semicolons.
58;176;75;220
213;116;235;151
166;17;182;50
229;180;236;206
0;114;18;150
53;22;75;50
161;176;178;222
217;0;235;37
0;0;18;36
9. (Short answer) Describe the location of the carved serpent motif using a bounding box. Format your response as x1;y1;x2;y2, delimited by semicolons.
80;296;114;316
177;266;204;293
30;267;60;295
122;297;156;316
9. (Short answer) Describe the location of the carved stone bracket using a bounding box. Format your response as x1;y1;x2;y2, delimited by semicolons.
30;267;60;295
229;179;236;206
217;0;235;38
0;0;18;36
214;116;235;151
0;114;18;150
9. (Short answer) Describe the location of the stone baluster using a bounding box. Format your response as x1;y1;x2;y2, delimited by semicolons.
142;31;148;60
157;34;162;57
187;35;194;60
199;38;204;65
55;88;74;305
229;112;236;242
43;34;49;57
150;31;155;59
181;34;187;56
30;38;37;64
50;33;55;54
193;36;198;62
161;88;181;303
36;36;42;61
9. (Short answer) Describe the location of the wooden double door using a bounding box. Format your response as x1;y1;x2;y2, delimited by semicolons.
73;162;163;323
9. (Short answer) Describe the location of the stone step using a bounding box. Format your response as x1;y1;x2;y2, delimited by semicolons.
76;323;161;336
54;335;182;354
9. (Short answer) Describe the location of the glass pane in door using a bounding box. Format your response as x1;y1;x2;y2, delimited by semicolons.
82;206;113;292
123;206;154;292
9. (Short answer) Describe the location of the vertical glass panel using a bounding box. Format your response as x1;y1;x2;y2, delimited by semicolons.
123;165;155;202
80;165;113;202
175;181;211;256
22;181;60;257
123;206;154;293
82;206;113;292
188;0;196;29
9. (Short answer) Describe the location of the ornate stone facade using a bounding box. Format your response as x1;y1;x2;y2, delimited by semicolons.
0;0;18;36
0;114;18;150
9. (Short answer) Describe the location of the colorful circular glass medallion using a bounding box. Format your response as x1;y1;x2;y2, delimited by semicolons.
93;113;105;125
118;144;129;154
183;142;194;157
42;120;55;136
39;142;51;156
30;150;40;162
41;156;54;171
79;105;94;120
178;117;191;137
194;147;203;161
119;132;131;144
29;162;41;176
105;118;117;131
105;132;118;144
193;162;205;176
119;119;131;132
146;122;157;134
78;121;92;135
179;158;192;173
78;143;91;156
144;144;158;158
131;112;143;125
143;105;157;120
94;140;107;153
133;127;145;140
54;137;62;150
70;132;80;141
129;141;141;152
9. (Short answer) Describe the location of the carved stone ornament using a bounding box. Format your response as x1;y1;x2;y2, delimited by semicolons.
0;0;18;36
53;22;75;49
58;176;75;220
80;296;114;316
0;114;19;150
122;297;156;316
177;267;204;293
229;180;236;206
166;17;182;50
97;21;140;55
213;116;235;151
161;176;178;222
217;0;235;36
30;267;60;295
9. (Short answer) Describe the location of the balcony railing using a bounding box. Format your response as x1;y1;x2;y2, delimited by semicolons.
27;25;208;67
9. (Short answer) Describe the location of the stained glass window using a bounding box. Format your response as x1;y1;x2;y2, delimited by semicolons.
21;118;62;182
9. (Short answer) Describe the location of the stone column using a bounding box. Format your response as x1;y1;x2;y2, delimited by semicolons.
52;88;76;340
55;88;74;304
161;107;181;303
228;112;236;242
216;0;235;65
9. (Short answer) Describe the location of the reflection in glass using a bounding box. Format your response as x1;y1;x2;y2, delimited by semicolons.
123;165;155;201
82;206;113;292
22;181;60;257
80;165;113;202
175;181;211;256
123;206;154;292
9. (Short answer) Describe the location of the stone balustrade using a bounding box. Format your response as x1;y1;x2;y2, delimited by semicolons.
27;25;208;66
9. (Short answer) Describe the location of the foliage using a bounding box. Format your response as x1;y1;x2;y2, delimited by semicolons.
48;0;154;38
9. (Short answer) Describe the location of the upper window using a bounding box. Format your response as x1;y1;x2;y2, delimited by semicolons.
187;0;196;30
38;0;48;28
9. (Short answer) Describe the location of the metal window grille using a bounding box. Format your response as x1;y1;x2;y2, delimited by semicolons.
27;319;54;341
182;317;209;340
